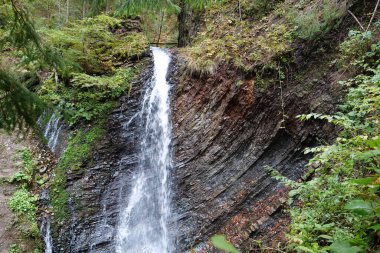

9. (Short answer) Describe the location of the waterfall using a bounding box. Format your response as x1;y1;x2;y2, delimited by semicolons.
40;216;53;253
116;47;173;253
40;113;63;153
39;189;53;253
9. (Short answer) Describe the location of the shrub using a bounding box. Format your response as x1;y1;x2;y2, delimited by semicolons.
278;37;380;253
285;0;347;40
8;188;40;239
11;148;36;185
339;30;374;68
38;67;135;125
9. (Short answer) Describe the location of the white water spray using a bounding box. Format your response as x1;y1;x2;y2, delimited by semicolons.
116;47;173;253
41;113;62;153
41;216;53;253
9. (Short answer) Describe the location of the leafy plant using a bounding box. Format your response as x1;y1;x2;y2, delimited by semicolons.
285;0;347;40
8;244;22;253
11;148;37;186
8;188;41;241
278;33;380;253
38;67;136;125
211;235;241;253
339;30;374;68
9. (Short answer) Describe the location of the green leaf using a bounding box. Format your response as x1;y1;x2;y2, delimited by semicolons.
370;223;380;231
330;242;362;253
367;137;380;149
350;177;376;185
344;199;373;215
210;235;240;253
296;246;315;252
318;234;333;241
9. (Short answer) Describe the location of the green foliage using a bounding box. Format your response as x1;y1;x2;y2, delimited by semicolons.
51;125;104;223
38;67;135;125
8;188;38;221
11;148;36;185
0;69;45;132
8;244;22;253
339;30;374;68
279;32;380;253
8;188;41;243
0;0;66;132
41;15;148;75
35;14;145;125
240;0;279;20
6;147;42;252
118;0;219;16
211;235;241;253
284;0;347;40
119;0;181;15
180;1;293;76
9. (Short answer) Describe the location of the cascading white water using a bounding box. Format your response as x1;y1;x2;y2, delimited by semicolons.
116;47;173;253
40;216;53;253
41;113;62;153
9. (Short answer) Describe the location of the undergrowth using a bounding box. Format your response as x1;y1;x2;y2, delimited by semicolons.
180;0;293;76
180;0;354;79
7;149;42;253
272;28;380;253
37;66;136;125
34;14;147;126
41;15;148;75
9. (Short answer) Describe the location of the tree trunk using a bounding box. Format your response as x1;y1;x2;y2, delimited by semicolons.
106;0;111;14
66;0;69;23
177;1;203;47
82;0;86;19
156;11;165;44
177;1;189;47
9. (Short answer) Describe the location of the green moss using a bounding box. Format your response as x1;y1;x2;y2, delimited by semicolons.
282;0;346;40
8;189;42;252
180;1;293;76
51;124;105;223
38;67;136;125
41;15;148;75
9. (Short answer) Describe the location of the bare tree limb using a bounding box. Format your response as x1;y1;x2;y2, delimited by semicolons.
348;10;365;31
366;0;380;31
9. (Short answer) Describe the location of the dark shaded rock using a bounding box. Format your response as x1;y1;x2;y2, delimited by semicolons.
55;46;343;252
169;52;342;251
54;59;153;253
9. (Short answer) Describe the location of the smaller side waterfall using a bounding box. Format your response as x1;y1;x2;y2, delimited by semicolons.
39;189;53;253
38;112;65;154
43;113;63;153
40;216;53;253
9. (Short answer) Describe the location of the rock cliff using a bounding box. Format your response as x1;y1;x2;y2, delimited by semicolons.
170;51;341;251
56;45;342;252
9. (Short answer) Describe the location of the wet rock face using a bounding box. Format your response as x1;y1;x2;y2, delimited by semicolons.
55;63;152;253
170;57;340;251
57;50;340;252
